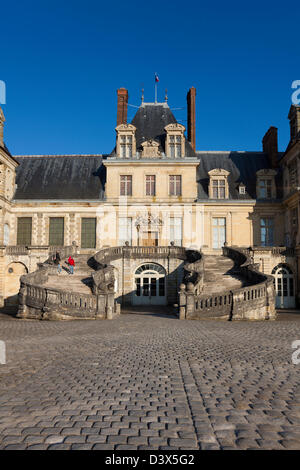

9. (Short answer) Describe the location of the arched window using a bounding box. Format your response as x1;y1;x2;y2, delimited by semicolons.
271;264;295;309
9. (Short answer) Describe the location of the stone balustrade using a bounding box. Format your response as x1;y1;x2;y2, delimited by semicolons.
179;245;276;321
94;245;187;265
17;245;201;321
17;251;116;321
17;244;273;321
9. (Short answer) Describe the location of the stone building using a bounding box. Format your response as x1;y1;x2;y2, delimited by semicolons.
0;88;299;311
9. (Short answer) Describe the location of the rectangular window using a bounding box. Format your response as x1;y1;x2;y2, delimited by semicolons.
175;136;181;158
118;217;132;245
120;135;132;158
170;136;175;158
169;175;182;196
120;175;132;196
260;218;274;246
146;175;156;196
49;217;64;246
81;218;96;249
212;218;226;249
169;217;182;246
212;179;226;199
258;179;272;199
17;217;32;246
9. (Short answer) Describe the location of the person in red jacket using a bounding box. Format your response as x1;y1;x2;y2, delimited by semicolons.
68;256;75;275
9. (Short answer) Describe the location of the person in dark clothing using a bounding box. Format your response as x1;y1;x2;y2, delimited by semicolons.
54;252;62;274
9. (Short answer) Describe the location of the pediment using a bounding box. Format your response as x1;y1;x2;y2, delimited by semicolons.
115;123;136;132
164;123;185;132
208;168;230;177
256;169;277;177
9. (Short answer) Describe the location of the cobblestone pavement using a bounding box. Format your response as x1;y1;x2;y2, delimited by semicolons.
0;310;300;450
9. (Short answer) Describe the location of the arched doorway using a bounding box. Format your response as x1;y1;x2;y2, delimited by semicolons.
133;263;167;306
4;262;28;306
272;264;295;309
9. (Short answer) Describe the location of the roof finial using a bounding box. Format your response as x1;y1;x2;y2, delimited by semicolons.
165;88;168;102
141;87;144;103
154;73;159;103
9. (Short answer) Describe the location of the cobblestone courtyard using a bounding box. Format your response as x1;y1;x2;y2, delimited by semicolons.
1;310;300;450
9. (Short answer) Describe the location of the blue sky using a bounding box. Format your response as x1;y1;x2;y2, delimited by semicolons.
1;0;299;155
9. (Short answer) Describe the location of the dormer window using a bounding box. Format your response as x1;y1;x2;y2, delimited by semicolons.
115;124;136;158
256;169;277;199
164;123;185;158
169;135;182;158
120;135;132;158
239;183;246;195
258;179;272;198
208;169;230;199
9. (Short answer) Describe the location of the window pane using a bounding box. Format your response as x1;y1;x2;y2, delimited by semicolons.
49;218;64;246
159;277;165;296
150;278;156;296
146;175;155;196
136;278;141;296
81;218;96;249
119;217;132;245
170;217;182;246
120;176;132;196
17;218;32;246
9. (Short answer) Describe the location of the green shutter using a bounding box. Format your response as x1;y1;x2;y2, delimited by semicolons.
81;218;96;249
49;218;64;246
17;218;32;246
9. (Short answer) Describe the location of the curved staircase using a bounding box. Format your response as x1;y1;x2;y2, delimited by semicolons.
43;254;94;295
203;255;249;294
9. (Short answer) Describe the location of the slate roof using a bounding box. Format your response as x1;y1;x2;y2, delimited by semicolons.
196;151;283;200
110;102;197;158
14;155;106;200
12;102;283;202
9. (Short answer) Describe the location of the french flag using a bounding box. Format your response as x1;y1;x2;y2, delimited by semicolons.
155;73;159;83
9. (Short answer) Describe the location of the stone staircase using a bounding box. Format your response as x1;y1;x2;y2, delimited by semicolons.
44;254;94;295
203;255;247;295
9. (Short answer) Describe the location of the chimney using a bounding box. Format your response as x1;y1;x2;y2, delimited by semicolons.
187;87;196;151
288;105;300;141
117;88;128;126
0;107;5;147
262;126;278;168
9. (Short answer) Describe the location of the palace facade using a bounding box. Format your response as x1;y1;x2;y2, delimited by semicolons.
0;88;299;311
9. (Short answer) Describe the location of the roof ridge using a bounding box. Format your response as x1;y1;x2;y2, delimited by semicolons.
195;150;265;154
13;154;104;158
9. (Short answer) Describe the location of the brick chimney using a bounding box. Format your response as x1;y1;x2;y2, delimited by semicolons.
117;88;128;126
288;105;300;141
262;126;278;168
187;87;196;151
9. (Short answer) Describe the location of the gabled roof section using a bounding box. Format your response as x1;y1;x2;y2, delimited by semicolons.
13;155;106;200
